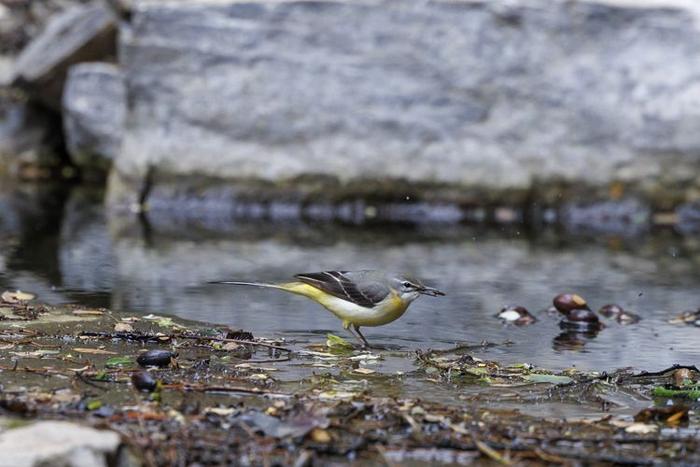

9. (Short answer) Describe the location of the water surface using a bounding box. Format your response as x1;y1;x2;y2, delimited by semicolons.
1;185;699;373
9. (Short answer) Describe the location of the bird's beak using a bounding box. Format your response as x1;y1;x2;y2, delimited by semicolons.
419;286;445;297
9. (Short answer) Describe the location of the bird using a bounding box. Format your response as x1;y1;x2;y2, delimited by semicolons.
210;270;444;348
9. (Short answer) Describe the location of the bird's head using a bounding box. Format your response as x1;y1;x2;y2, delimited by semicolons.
391;275;445;303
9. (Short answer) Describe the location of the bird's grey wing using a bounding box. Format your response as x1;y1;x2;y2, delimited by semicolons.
294;271;390;308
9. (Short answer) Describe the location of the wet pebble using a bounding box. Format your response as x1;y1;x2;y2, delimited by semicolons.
553;293;589;314
616;310;641;325
137;349;176;368
598;304;623;318
496;305;536;325
599;304;641;324
132;371;158;392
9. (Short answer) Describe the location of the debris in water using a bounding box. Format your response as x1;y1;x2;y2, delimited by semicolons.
496;305;536;325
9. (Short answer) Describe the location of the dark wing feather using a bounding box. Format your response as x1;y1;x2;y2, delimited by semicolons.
294;271;389;308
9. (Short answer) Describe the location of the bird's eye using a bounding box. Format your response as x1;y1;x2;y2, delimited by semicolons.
402;281;412;288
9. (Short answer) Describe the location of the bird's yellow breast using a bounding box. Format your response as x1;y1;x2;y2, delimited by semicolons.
279;282;409;327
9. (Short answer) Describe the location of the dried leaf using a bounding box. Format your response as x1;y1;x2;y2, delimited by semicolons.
114;322;134;332
309;428;331;443
10;349;60;358
523;374;573;385
143;314;186;329
72;309;104;316
353;367;375;375
625;423;658;434
1;290;35;303
73;347;117;355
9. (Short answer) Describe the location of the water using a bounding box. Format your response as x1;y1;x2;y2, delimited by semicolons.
2;184;700;372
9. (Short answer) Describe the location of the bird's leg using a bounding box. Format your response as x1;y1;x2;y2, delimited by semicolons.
345;326;366;349
353;324;371;349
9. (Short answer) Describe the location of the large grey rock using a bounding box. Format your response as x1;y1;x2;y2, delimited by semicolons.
111;0;700;210
0;420;121;467
11;2;116;109
62;63;126;172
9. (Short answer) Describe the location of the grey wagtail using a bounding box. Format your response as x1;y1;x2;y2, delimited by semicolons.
210;270;444;348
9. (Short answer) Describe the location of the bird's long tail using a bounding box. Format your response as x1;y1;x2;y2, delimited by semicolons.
208;281;314;297
209;280;287;290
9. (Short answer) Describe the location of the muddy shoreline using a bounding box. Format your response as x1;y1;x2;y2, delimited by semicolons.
0;295;698;465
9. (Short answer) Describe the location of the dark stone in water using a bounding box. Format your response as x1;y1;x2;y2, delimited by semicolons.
553;293;589;314
565;308;599;323
131;371;158;391
136;349;175;368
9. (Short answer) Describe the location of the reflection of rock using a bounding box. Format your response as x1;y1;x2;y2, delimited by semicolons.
677;203;700;234
11;2;116;110
561;200;651;236
59;188;116;292
62;63;125;174
552;330;600;352
111;0;700;209
0;420;122;467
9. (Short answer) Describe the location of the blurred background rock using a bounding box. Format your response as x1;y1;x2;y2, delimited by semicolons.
2;0;700;226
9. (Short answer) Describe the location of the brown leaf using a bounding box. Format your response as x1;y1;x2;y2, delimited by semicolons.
72;309;104;316
73;347;117;355
1;290;36;304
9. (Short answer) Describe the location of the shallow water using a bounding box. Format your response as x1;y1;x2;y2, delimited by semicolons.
1;184;699;373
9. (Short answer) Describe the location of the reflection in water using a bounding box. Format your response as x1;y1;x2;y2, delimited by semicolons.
552;329;602;352
2;185;700;372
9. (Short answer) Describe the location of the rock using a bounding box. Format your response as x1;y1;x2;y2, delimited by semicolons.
0;1;94;56
136;349;175;367
131;371;158;392
11;2;116;110
111;0;700;211
0;95;63;177
0;420;122;467
62;63;125;173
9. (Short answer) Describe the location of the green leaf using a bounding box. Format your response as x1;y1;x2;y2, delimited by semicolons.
326;333;353;349
523;374;573;385
86;400;102;411
652;386;700;399
94;371;109;381
105;356;133;368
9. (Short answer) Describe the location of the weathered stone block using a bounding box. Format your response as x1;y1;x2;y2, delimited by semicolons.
111;0;700;210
